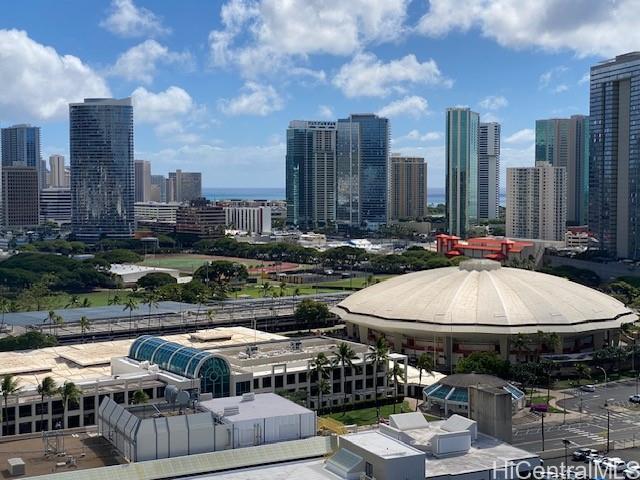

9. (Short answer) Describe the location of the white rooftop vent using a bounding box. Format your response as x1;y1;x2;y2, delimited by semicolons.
140;361;150;369
148;364;159;373
241;392;255;402
223;406;240;416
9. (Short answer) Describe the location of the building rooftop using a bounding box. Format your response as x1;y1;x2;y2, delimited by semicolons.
200;393;312;422
341;430;424;459
0;327;285;393
334;259;637;335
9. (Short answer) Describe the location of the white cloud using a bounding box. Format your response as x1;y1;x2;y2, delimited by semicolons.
333;52;450;98
553;84;569;93
480;112;501;123
317;105;334;119
132;86;205;144
478;95;508;110
0;29;110;120
218;82;283;116
377;96;429;118
111;40;192;84
504;128;535;144
416;0;640;58
209;0;409;78
101;0;169;38
578;72;590;85
539;66;567;89
144;141;286;187
400;129;442;142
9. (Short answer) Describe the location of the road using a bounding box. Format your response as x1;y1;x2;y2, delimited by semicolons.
512;380;640;455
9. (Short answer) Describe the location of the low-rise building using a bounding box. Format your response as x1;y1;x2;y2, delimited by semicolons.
224;205;271;234
40;187;72;225
134;201;180;223
176;199;226;239
436;234;534;263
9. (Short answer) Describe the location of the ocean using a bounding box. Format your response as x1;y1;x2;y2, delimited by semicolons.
203;187;506;206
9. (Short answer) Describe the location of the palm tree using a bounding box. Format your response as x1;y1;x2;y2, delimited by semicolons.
80;298;91;308
44;310;57;334
535;330;546;361
79;316;91;342
1;375;20;435
260;282;272;298
415;353;434;411
575;363;591;386
0;298;9;332
65;294;80;309
54;314;64;336
333;342;357;414
144;291;159;328
546;332;561;355
58;381;82;429
293;287;301;302
512;334;528;363
318;378;331;414
279;281;287;298
123;296;138;332
108;294;122;306
368;337;389;419
206;309;215;327
36;376;56;431
310;352;330;412
388;362;406;414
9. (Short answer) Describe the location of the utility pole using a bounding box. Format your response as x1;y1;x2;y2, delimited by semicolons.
607;409;610;453
541;413;545;452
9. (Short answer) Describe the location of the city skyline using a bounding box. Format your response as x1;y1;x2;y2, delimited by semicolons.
1;0;632;189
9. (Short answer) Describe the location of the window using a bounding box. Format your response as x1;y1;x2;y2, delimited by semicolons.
365;462;373;477
35;403;48;416
83;413;95;426
235;381;251;396
298;372;307;383
19;422;32;434
356;380;363;390
253;379;260;390
275;375;284;388
67;415;80;428
35;420;48;432
333;383;341;393
19;405;32;418
113;392;125;404
156;386;165;399
83;396;95;411
143;388;154;399
2;407;15;422
286;374;296;385
262;377;271;389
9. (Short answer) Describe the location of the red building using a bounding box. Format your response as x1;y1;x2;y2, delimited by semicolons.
436;234;533;262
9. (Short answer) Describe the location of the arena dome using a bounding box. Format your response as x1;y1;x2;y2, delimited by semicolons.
334;259;636;336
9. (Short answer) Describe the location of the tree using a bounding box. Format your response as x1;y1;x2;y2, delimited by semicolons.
333;342;357;414
310;352;330;412
131;389;150;406
294;299;330;332
54;314;65;337
123;296;139;331
58;381;81;429
1;374;20;434
37;376;57;431
368;337;389;419
80;298;91;308
143;291;159;328
65;294;80;309
79;316;91;342
575;363;591;386
260;282;272;298
0;298;9;332
108;294;122;306
138;272;177;289
512;334;529;363
193;261;248;298
388;362;406;414
455;351;510;378
415;353;434;411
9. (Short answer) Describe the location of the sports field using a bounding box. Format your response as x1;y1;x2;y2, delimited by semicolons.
139;254;291;273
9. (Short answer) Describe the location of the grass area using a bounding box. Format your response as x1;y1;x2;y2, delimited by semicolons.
323;401;414;426
315;275;396;289
140;254;285;273
529;395;564;414
232;281;334;299
35;290;132;310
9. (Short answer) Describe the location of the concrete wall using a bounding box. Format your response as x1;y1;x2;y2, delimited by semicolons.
468;386;512;443
545;254;640;281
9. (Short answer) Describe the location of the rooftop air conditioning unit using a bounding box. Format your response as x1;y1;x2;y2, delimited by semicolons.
223;406;240;416
241;392;255;402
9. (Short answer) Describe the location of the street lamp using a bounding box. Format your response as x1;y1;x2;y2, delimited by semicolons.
541;412;545;452
596;366;607;404
562;439;573;470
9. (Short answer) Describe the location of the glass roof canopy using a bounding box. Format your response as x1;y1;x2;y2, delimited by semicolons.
129;335;230;397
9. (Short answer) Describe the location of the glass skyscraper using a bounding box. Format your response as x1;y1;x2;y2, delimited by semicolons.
589;53;640;259
70;98;135;241
285;120;336;229
336;118;360;229
535;116;589;225
346;114;389;229
477;122;500;221
446;107;479;237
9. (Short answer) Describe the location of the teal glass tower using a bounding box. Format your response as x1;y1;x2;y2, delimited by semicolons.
446;107;479;237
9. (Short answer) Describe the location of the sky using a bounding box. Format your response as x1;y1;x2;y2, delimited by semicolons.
0;0;638;190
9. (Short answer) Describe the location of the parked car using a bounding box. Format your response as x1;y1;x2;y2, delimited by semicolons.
585;451;602;463
589;455;606;467
603;458;627;472
580;384;596;392
530;403;548;413
573;448;598;461
629;394;640;404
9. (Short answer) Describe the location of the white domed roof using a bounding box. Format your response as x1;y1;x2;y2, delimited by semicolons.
334;260;636;336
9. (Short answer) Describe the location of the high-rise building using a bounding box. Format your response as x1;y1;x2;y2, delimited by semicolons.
134;159;152;202
69;98;135;241
589;52;640;259
390;155;427;220
1;124;41;168
478;122;500;221
49;154;67;188
1;166;39;228
168;170;202;203
345;114;389;229
40;187;72;225
446;107;479;237
506;161;567;241
150;174;168;202
336;118;361;229
285;120;337;229
224;206;272;235
535;116;589;225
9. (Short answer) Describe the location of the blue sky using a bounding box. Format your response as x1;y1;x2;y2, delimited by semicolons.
0;0;637;189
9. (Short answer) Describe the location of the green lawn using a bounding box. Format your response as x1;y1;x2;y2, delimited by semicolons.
40;290;131;310
140;254;272;273
324;401;414;426
232;282;334;299
315;275;396;289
